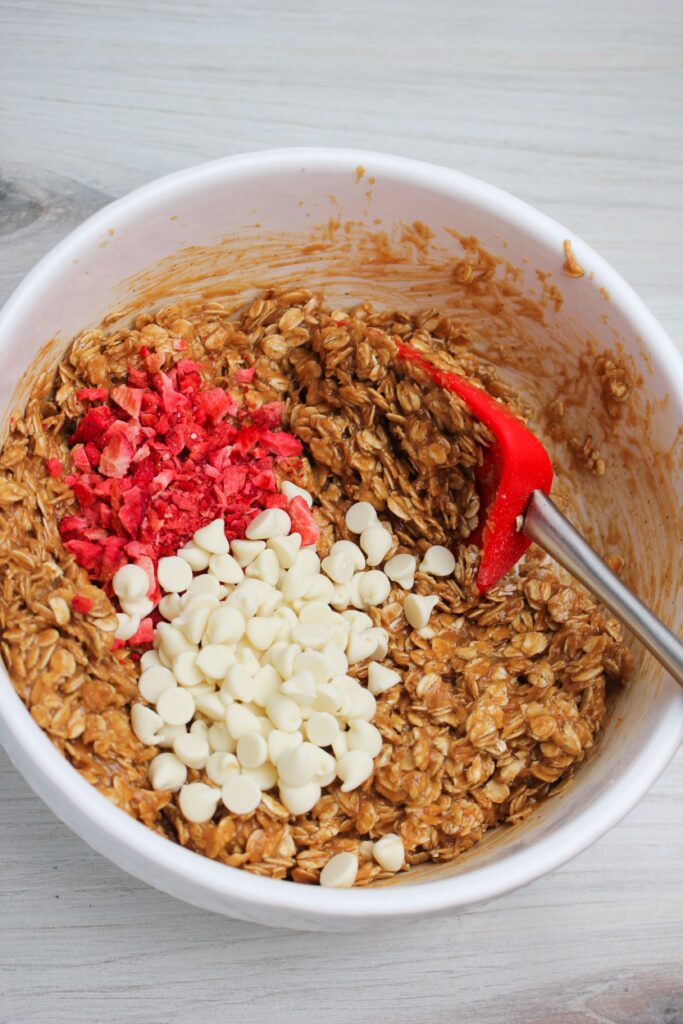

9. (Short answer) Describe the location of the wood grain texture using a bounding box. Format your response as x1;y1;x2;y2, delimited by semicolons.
0;1;682;1021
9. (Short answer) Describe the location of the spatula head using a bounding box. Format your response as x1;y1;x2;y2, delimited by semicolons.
395;341;553;592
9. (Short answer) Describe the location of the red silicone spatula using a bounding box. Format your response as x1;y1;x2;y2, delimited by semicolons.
396;340;683;688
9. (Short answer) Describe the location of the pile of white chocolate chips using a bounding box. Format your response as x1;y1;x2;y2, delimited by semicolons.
114;484;456;887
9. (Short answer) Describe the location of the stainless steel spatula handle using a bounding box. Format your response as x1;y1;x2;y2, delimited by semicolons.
524;490;683;689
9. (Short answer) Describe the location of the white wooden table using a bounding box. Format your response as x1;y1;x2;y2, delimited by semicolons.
1;2;682;1021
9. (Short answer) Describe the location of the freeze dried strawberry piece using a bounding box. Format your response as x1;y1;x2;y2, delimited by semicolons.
46;458;63;477
235;367;255;383
71;595;94;614
127;367;149;388
134;555;160;603
118;486;147;537
251;401;284;429
128;617;154;646
100;536;127;580
196;387;232;425
67;476;98;507
64;540;102;573
264;492;289;510
84;442;101;468
59;515;89;538
76;387;109;402
288;496;320;546
72;446;91;472
99;433;134;478
111;385;144;419
71;405;116;445
260;430;302;458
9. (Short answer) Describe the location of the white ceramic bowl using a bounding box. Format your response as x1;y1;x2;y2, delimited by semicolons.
0;149;681;931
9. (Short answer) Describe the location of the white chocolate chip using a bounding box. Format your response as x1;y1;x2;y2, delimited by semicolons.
280;565;314;602
345;502;378;534
186;574;222;599
205;605;246;645
242;762;278;791
342;685;376;723
321;552;355;584
404;594;439;629
330;540;365;571
138;665;176;703
155;722;187;749
221;774;261;815
331;732;348;758
276;743;318;786
291;622;328;650
225;703;262;740
367;662;401;695
266;693;302;732
196;692;230;723
208;553;244;584
195;644;234;681
281;480;313;506
245;548;280;586
359;524;393;566
174;604;212;645
384;553;417;590
419;545;456;577
267;533;302;568
295;650;330;685
208;721;236;752
336;750;374;792
358;570;391;607
157;593;183;614
330;582;352;609
179;782;220;823
157;556;193;594
268;728;303;762
347;630;378;665
364;627;389;660
205;751;239;785
305;711;340;747
156;622;195;659
173;732;210;769
372;833;405;872
113;563;149;602
221;664;255;703
148;752;187;791
347;719;383;758
312;682;344;714
322;642;348;677
251;664;281;705
295;549;321;573
280;671;316;705
115;612;140;641
246;508;291;540
246;616;282;651
268;641;300;679
156;687;195;726
193;518;229;554
236;731;268;768
131;703;163;745
229;539;266;567
177;542;211;571
306;577;334;605
278;780;321;815
140;649;162;671
342;610;373;633
120;595;154;619
320;851;358;888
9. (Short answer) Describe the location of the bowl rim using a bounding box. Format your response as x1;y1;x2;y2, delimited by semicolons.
1;146;682;924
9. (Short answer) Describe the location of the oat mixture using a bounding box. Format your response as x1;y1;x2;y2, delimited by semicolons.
0;289;632;885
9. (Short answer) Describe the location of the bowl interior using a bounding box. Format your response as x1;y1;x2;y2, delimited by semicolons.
1;150;681;916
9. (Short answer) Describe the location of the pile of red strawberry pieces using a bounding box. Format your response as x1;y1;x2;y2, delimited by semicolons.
59;352;319;631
